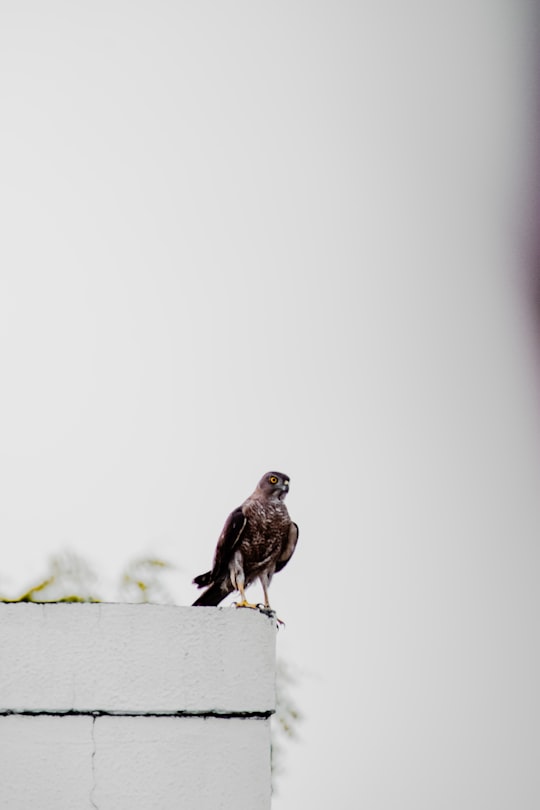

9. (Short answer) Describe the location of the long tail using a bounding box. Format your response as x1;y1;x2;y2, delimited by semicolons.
192;570;235;606
192;578;233;606
193;571;212;588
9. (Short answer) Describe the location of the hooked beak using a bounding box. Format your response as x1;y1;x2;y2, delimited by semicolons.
278;480;290;498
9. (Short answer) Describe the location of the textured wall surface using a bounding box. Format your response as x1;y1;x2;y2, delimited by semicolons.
0;604;276;809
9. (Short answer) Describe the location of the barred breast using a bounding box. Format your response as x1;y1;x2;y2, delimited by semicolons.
239;499;291;584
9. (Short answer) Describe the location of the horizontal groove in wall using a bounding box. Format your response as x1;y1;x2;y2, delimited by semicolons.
0;708;273;719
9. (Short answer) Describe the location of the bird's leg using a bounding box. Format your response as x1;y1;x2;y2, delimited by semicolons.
256;573;285;627
259;573;271;609
230;558;258;609
234;581;259;610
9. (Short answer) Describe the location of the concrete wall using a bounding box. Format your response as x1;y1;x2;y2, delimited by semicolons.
0;603;276;809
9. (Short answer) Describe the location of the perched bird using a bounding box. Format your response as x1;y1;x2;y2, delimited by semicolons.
192;471;298;609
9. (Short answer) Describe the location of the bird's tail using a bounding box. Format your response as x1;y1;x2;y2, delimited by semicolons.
193;570;212;588
192;578;232;607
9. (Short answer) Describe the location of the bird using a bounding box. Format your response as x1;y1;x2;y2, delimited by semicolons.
192;471;298;610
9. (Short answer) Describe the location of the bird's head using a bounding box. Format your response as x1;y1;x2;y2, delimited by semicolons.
256;471;290;501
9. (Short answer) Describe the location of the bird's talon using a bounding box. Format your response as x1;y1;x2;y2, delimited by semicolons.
255;605;285;628
234;599;259;610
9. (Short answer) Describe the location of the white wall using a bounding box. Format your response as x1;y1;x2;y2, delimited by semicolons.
0;604;276;810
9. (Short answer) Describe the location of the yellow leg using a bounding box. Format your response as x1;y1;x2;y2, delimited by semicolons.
234;582;259;610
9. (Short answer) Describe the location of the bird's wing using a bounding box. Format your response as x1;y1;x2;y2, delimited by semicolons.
210;506;248;579
275;521;299;573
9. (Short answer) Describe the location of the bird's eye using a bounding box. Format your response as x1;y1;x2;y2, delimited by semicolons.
269;476;278;484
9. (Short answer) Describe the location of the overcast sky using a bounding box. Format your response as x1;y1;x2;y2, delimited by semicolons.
1;2;539;808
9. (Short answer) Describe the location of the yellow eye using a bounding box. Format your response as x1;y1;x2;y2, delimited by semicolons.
269;476;278;485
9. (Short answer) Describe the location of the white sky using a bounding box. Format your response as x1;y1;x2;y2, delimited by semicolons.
1;2;539;808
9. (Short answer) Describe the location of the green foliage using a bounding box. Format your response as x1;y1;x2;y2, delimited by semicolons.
0;552;101;603
119;557;175;604
0;552;174;604
271;658;303;787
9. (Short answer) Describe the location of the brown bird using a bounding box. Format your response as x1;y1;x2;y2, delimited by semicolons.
192;471;298;609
